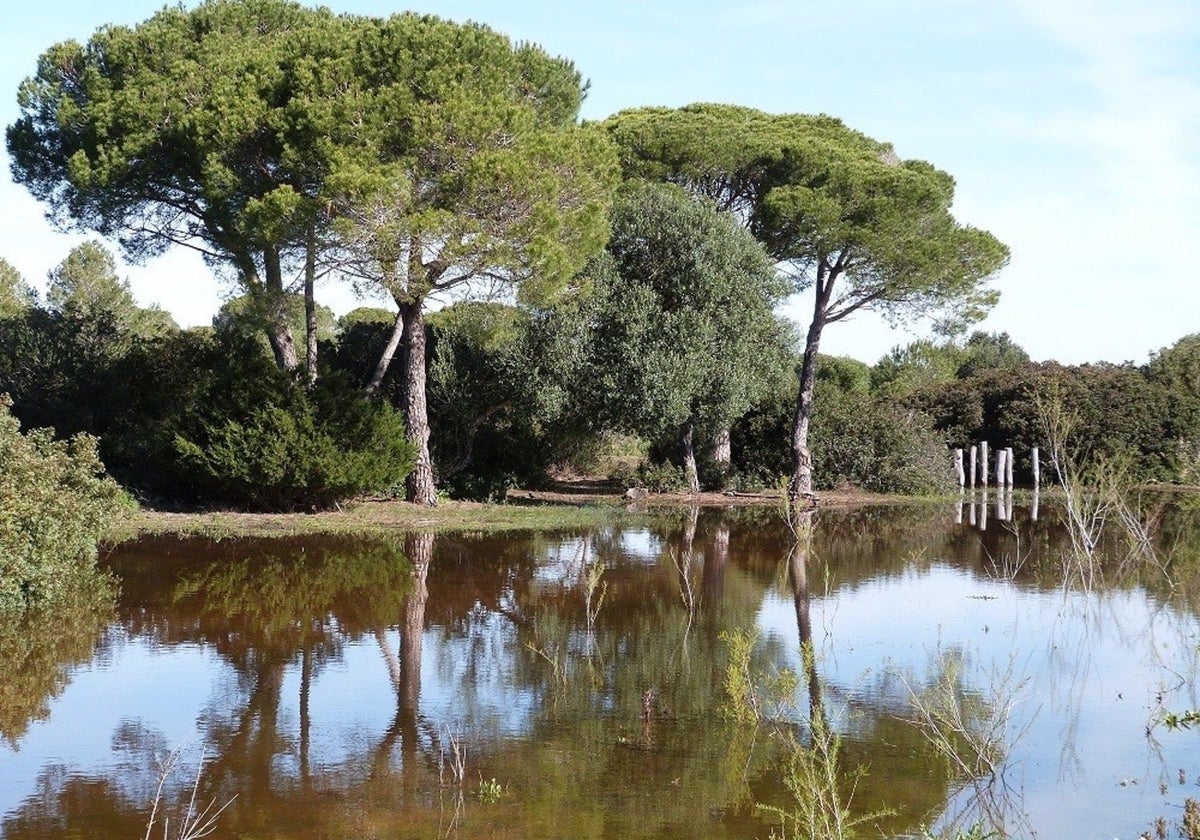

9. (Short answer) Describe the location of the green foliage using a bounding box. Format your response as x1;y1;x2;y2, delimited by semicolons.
871;339;962;399
813;386;955;495
214;292;335;347
734;369;954;495
0;258;36;317
817;355;871;396
577;181;792;477
956;331;1029;378
45;240;177;342
428;302;607;500
606;104;1009;332
172;368;416;512
911;361;1177;483
0;395;128;611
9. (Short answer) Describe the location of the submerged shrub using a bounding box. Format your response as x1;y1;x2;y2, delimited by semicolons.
0;395;127;611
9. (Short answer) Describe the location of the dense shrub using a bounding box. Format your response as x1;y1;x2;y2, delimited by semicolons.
0;396;127;611
170;365;417;511
733;374;954;495
910;362;1176;483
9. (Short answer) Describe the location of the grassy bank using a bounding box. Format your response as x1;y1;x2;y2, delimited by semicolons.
103;497;637;543
101;482;921;544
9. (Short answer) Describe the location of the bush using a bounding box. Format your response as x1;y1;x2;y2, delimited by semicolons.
174;375;417;512
733;381;954;495
0;395;128;611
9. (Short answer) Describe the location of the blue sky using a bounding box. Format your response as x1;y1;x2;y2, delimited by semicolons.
1;0;1197;364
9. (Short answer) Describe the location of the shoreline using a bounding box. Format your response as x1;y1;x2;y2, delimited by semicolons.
102;484;911;543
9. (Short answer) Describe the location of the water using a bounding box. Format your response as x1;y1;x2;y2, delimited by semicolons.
2;501;1199;839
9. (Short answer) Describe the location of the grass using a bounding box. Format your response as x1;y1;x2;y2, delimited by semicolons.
102;497;640;543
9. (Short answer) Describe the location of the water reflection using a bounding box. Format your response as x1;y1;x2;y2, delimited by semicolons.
0;502;1197;839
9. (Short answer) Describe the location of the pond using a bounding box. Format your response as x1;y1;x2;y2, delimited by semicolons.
2;498;1199;839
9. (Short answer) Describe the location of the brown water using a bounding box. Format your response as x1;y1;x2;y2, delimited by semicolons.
2;500;1199;839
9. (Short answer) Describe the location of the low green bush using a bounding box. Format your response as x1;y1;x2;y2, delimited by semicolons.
0;395;128;611
174;378;416;512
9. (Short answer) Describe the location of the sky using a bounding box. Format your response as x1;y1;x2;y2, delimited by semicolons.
0;0;1197;365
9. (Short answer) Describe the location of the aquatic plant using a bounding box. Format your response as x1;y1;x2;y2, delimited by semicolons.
142;748;235;840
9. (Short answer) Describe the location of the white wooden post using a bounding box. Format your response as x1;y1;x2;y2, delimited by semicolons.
1005;447;1014;487
1031;446;1040;490
995;449;1006;489
980;441;989;486
954;448;965;489
969;445;977;489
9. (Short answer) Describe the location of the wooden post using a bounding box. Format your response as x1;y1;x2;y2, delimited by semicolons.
1031;446;1040;490
1005;447;1014;488
954;448;965;489
969;445;977;489
995;449;1006;489
980;441;989;486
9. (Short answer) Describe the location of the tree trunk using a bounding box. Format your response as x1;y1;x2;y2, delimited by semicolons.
303;225;318;387
263;247;298;371
712;427;731;465
681;421;700;493
400;300;437;506
366;306;405;395
789;312;825;508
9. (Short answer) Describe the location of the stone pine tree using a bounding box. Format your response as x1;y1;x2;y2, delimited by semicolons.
581;182;791;492
7;0;345;372
606;104;1009;510
323;15;618;505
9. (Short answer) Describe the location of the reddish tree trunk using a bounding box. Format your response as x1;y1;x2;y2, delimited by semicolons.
400;300;437;506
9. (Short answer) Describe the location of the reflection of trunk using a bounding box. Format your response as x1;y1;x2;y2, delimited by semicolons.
299;646;312;789
372;533;434;793
787;511;821;723
681;421;699;493
703;518;729;605
682;505;698;556
400;532;432;721
400;301;437;505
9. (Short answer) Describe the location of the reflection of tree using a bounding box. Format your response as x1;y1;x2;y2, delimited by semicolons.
372;532;437;802
788;511;821;724
0;571;114;744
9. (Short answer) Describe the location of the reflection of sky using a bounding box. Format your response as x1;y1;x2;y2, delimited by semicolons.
3;518;1199;839
756;562;1200;840
0;631;217;817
